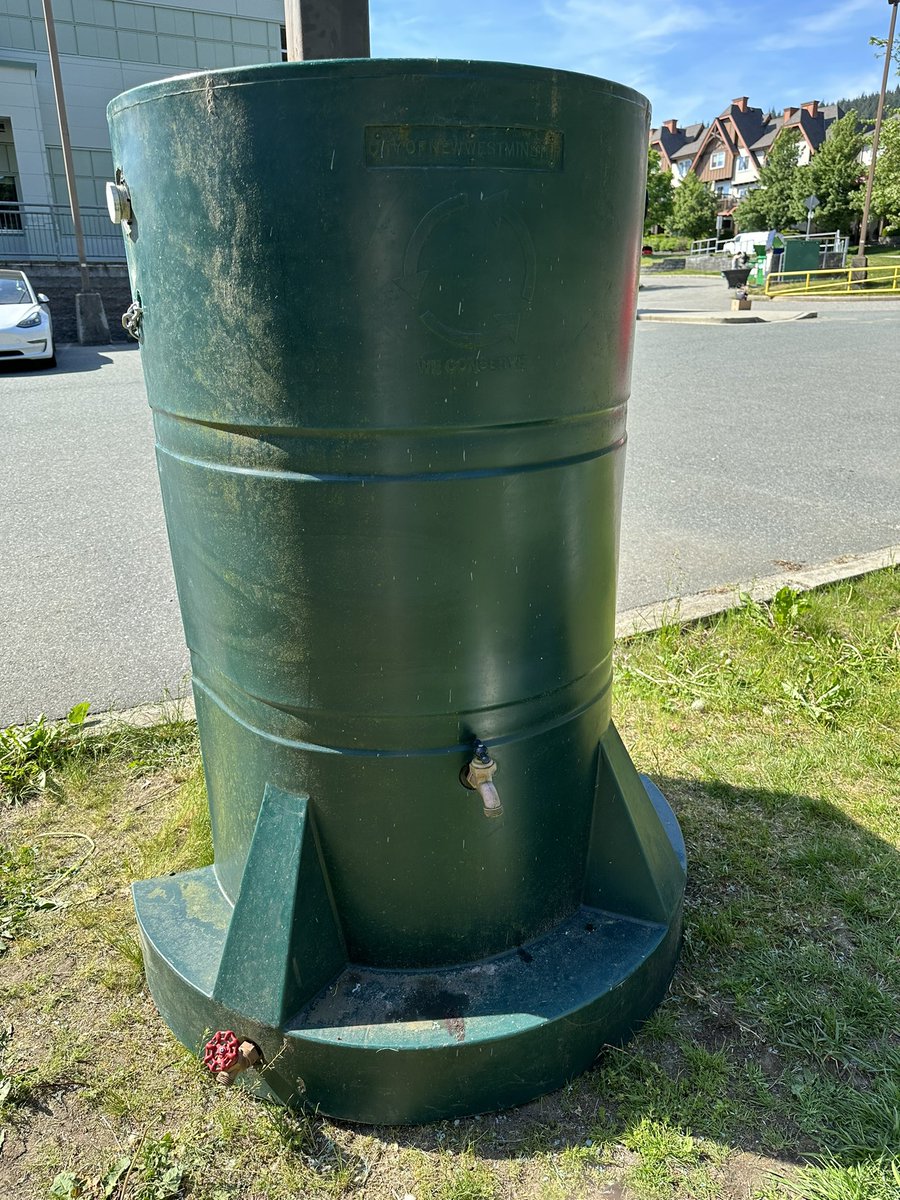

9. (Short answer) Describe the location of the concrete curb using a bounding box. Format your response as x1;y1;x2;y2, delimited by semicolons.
615;543;899;639
637;310;817;324
89;544;899;732
767;292;900;303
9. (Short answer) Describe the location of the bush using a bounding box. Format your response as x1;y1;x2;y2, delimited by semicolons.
642;235;691;252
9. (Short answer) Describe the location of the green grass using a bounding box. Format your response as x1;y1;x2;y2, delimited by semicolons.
0;570;897;1200
848;244;900;262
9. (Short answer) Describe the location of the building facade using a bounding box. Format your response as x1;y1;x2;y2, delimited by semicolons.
0;0;284;215
650;97;845;234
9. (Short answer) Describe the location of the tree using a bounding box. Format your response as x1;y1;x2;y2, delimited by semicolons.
645;147;674;232
804;111;864;234
833;85;900;121
865;112;900;233
869;33;900;75
667;170;717;239
734;127;805;231
733;187;770;232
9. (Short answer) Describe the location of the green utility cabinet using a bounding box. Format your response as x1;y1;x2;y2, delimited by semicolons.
782;238;821;273
108;58;686;1124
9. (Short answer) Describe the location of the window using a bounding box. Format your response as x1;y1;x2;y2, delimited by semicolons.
677;158;692;177
736;154;750;172
714;183;731;195
0;174;22;231
710;150;726;170
757;152;766;166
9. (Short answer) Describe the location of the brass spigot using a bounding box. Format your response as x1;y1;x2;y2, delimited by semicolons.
464;740;502;817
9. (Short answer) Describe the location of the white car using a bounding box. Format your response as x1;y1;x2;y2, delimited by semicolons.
0;269;55;367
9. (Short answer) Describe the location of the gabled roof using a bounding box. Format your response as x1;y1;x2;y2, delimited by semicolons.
670;133;705;161
652;98;847;174
686;113;739;170
750;123;779;151
750;103;844;153
728;104;770;161
649;120;708;167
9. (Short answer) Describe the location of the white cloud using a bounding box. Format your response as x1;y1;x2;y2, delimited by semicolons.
542;0;711;45
756;0;882;52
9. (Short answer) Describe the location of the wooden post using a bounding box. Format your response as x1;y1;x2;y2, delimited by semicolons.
283;0;370;61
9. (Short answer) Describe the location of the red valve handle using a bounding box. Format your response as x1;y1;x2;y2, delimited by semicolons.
203;1029;240;1073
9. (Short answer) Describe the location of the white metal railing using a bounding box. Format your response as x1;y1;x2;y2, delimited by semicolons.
690;230;848;263
689;236;730;256
0;201;125;262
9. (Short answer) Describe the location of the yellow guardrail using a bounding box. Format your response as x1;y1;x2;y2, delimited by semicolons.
764;263;900;297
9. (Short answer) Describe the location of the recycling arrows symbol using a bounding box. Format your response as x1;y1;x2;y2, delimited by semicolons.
397;192;537;351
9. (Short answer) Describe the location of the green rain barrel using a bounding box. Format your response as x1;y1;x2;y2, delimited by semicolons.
107;58;686;1124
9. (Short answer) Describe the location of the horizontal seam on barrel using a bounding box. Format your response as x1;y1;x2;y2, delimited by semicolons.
152;405;628;438
156;438;626;481
191;672;613;758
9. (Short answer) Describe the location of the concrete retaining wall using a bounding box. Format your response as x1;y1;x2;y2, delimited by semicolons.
686;254;732;273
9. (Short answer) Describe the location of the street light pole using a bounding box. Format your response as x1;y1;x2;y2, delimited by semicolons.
858;0;899;262
283;0;370;60
40;0;109;342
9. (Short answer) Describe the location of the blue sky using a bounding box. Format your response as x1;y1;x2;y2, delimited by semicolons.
369;0;896;126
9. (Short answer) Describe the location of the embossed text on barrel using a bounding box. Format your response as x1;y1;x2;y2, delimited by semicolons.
107;58;686;1124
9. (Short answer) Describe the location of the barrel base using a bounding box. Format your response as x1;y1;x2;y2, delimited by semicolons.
132;770;685;1124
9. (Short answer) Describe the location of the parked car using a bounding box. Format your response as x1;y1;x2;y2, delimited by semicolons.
0;269;55;367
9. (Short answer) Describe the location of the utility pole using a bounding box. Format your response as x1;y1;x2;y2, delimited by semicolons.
283;0;370;61
857;0;899;264
41;0;109;343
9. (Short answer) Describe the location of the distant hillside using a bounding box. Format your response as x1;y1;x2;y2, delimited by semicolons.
832;85;900;120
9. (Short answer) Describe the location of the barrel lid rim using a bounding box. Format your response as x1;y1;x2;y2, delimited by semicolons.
106;58;650;119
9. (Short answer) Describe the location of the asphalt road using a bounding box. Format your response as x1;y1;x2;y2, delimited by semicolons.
2;292;899;723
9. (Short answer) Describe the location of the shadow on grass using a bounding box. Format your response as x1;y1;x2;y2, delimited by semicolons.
317;772;898;1194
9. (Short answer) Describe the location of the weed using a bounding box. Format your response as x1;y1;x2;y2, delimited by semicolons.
49;1157;129;1199
47;1134;191;1200
0;843;60;949
0;702;89;801
132;1132;192;1199
741;586;812;630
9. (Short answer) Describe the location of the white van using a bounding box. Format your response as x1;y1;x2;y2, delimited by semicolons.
722;231;781;256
